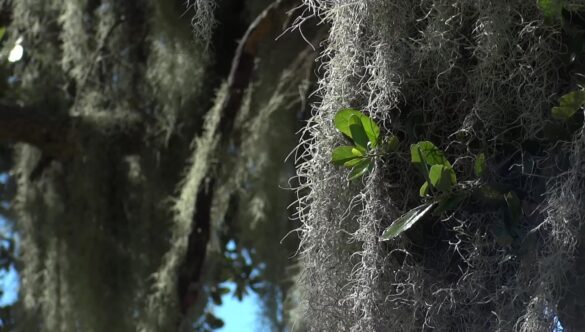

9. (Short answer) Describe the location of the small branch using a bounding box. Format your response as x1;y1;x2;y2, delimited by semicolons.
218;0;299;136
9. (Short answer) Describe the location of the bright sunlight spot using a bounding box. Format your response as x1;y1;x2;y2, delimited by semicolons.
8;37;23;63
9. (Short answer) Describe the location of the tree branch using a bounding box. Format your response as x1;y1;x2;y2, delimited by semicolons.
0;102;79;158
0;102;146;158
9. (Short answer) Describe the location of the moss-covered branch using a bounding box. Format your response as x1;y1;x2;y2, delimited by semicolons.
0;103;78;158
0;102;146;158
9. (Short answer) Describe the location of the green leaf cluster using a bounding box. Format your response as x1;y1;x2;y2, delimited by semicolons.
382;142;463;240
331;109;398;180
410;141;457;196
329;108;523;244
333;108;380;148
382;149;505;241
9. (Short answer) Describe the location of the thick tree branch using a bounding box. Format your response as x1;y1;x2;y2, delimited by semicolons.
0;103;79;158
0;102;146;158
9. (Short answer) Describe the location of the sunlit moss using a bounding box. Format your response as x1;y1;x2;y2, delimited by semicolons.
295;0;575;330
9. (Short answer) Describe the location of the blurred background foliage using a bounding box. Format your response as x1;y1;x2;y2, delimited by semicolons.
0;0;323;330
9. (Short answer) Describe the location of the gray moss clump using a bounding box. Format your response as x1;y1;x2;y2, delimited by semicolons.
294;0;583;330
188;0;216;49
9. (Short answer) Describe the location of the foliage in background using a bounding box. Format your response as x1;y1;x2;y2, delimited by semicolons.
0;0;318;331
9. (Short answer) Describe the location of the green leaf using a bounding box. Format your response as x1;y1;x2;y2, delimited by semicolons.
552;90;585;120
433;192;468;216
411;147;430;178
552;106;578;120
428;164;455;192
410;145;426;174
361;115;381;148
348;159;372;180
331;146;361;166
474;153;486;177
410;141;450;168
419;181;430;197
0;27;6;41
504;191;522;225
334;109;380;147
537;0;564;24
349;115;370;151
334;109;359;138
381;203;435;240
344;157;363;168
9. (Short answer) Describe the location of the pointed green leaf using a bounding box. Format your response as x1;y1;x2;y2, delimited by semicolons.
428;164;444;185
410;145;430;177
349;115;370;151
334;109;380;147
410;141;450;167
334;109;362;138
428;164;446;190
348;159;372;180
381;203;435;240
351;147;363;157
419;181;430;197
410;145;425;170
429;164;454;192
361;115;381;148
552;90;585;120
474;153;487;177
0;27;6;41
331;146;360;166
344;158;363;167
